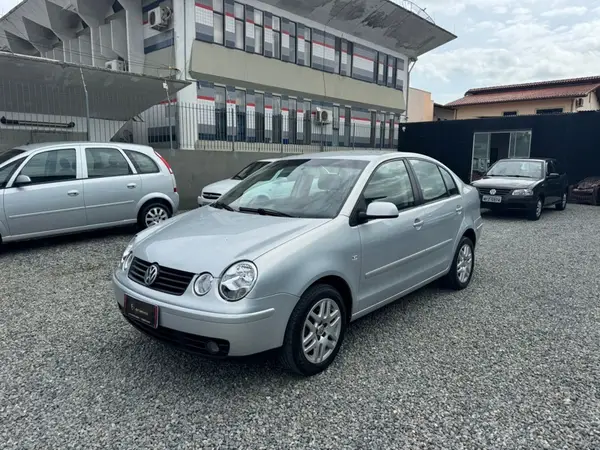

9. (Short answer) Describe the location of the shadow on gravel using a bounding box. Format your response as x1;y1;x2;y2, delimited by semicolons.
0;226;137;254
481;207;562;221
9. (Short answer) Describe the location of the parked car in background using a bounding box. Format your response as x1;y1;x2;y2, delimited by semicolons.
471;158;568;220
569;176;600;206
197;158;278;206
0;142;178;244
114;151;483;376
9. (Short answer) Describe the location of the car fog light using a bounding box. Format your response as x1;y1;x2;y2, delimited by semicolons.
193;273;214;296
206;341;220;354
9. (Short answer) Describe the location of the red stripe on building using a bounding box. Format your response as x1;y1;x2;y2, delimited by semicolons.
159;99;178;105
247;103;256;107
281;107;289;112
197;95;215;101
143;20;148;25
313;40;334;50
225;12;234;17
265;105;273;109
354;53;375;63
351;117;371;122
246;19;255;24
226;100;236;104
195;3;213;11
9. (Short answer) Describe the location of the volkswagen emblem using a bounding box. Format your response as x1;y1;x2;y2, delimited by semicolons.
144;264;159;286
489;189;497;195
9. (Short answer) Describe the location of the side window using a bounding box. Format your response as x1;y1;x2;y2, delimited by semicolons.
20;149;77;184
124;150;160;174
409;159;448;203
439;166;459;196
363;160;415;211
547;161;556;175
86;148;132;178
0;157;26;188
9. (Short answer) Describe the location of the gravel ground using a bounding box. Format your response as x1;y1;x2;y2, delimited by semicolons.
1;204;599;450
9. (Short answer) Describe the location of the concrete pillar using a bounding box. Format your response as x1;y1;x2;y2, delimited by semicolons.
119;0;144;74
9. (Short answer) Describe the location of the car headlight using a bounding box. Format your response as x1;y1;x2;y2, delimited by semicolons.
193;273;214;296
219;261;258;301
118;238;135;271
512;189;534;196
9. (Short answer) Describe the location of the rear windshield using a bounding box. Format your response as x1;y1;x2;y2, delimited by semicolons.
0;149;25;165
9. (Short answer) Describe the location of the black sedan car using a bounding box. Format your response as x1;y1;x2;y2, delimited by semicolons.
471;158;569;220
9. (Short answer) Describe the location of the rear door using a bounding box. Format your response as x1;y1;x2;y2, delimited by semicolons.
3;147;86;237
82;146;142;226
406;158;463;278
545;160;561;204
123;149;169;198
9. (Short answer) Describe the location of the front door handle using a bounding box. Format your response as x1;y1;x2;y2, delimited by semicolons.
413;218;424;230
67;190;79;197
127;183;137;189
456;205;463;214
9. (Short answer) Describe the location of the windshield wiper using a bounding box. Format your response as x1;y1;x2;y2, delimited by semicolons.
239;207;293;217
211;201;235;212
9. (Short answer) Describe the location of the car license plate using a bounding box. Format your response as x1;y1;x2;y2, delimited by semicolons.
482;195;502;203
125;295;159;329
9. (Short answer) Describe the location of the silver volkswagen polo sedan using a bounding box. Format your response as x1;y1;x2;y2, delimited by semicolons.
113;151;483;376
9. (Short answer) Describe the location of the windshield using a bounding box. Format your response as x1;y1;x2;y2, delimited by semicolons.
216;158;368;218
0;148;25;165
486;160;543;179
232;161;272;180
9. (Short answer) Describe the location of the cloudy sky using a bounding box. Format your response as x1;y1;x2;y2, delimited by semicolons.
2;0;600;105
412;0;600;104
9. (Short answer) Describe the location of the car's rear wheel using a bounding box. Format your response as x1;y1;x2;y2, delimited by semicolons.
528;196;543;221
556;191;567;211
280;284;347;376
444;236;474;290
138;202;171;229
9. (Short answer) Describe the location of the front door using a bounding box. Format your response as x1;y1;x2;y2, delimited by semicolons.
407;159;463;277
357;159;424;313
82;146;142;226
545;160;561;205
3;147;86;237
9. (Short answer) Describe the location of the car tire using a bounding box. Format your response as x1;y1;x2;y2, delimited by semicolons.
528;196;543;221
555;191;567;211
444;236;475;290
279;284;347;376
138;202;171;229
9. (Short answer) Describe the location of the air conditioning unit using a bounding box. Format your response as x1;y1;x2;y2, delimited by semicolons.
105;59;125;71
575;98;584;109
149;5;172;30
316;108;332;124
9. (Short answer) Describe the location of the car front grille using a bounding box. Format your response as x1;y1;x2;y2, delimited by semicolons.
202;192;220;200
477;187;512;196
120;307;230;357
128;257;194;296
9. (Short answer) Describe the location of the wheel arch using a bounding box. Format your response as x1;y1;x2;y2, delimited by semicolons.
301;273;354;324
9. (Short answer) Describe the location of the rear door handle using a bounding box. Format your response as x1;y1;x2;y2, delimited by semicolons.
456;205;463;214
127;183;137;189
413;218;424;230
67;190;79;197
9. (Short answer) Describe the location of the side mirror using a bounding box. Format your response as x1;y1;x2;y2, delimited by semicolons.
359;201;399;222
548;172;560;179
14;174;32;186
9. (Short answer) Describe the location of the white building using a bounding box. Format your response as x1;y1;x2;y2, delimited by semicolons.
0;0;456;151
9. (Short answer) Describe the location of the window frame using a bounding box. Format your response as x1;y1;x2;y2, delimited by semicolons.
503;111;518;116
438;165;460;197
124;150;160;175
13;148;79;187
1;156;27;189
349;157;421;226
535;108;564;115
407;158;451;205
84;147;135;179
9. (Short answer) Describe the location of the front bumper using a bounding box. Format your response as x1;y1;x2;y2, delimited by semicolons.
197;195;217;207
113;272;298;357
479;194;537;210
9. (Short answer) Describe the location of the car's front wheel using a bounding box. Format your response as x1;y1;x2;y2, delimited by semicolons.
528;196;543;221
280;284;347;376
556;191;567;211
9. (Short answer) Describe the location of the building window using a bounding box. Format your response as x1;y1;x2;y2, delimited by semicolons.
536;108;563;115
213;0;224;45
377;53;386;85
254;9;263;54
387;56;395;87
397;58;405;72
395;60;404;90
340;39;351;76
234;2;244;50
503;111;517;116
272;15;281;59
334;38;341;74
297;26;311;67
282;19;296;63
255;92;265;142
235;89;246;141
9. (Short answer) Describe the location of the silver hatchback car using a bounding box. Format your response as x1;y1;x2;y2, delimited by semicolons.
0;142;179;244
114;151;483;376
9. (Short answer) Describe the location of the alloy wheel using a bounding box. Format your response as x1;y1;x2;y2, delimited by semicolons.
536;199;543;218
302;298;342;364
456;243;473;284
145;206;169;227
562;193;567;208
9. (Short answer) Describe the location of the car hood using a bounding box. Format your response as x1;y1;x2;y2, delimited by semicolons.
472;177;538;189
133;207;329;275
202;178;240;196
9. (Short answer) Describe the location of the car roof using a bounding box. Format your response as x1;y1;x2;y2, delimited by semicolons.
496;158;553;163
10;142;154;154
281;150;433;163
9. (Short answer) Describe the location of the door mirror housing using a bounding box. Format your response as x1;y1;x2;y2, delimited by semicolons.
548;172;560;179
14;174;32;186
359;202;399;222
